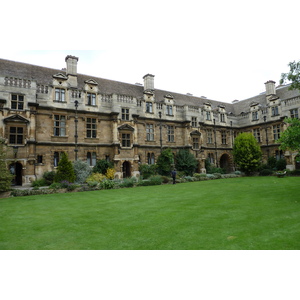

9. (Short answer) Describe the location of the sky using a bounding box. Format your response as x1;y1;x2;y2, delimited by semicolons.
2;0;300;103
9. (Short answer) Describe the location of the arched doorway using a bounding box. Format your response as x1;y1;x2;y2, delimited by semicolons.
220;154;231;173
122;161;131;178
9;162;23;186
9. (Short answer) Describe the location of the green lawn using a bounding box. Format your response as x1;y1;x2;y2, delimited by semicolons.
1;177;300;250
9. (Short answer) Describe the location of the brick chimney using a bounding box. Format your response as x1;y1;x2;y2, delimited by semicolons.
65;55;79;76
265;80;276;96
143;74;155;91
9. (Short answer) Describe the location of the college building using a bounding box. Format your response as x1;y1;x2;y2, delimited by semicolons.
1;55;299;185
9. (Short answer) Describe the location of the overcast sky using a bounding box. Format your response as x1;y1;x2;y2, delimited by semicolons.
1;0;299;104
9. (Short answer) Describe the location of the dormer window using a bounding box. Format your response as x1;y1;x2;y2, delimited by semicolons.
271;106;279;116
206;111;211;121
11;94;24;110
87;93;96;106
166;105;173;116
146;102;153;113
252;111;258;121
220;113;225;123
55;88;66;102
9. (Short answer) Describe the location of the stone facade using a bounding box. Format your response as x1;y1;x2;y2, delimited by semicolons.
1;55;299;185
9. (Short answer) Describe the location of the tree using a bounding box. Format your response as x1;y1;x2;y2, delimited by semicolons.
278;117;300;153
280;61;300;91
175;149;198;176
54;152;76;183
156;148;174;176
0;139;13;191
233;133;262;174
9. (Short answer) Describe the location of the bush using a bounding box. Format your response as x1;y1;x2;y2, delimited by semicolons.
43;171;56;185
0;140;14;192
259;169;274;176
149;175;163;185
100;180;115;190
73;160;92;184
183;176;195;182
139;164;158;179
86;173;107;184
93;160;114;175
119;177;137;188
175;149;198;176
32;178;47;187
49;182;63;190
212;173;222;179
276;158;287;171
105;168;116;180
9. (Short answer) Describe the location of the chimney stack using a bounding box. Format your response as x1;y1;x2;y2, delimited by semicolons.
65;55;79;76
143;74;155;91
265;80;276;96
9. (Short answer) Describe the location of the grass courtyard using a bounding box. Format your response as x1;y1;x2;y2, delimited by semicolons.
0;176;300;250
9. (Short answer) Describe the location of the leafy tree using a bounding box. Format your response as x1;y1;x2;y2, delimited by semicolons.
278;118;300;153
54;152;76;183
0;139;13;192
93;159;113;175
175;149;198;176
233;133;262;174
156;148;174;176
280;61;300;91
139;164;157;179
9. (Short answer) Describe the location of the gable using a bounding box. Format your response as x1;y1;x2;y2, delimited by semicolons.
3;114;29;124
118;124;134;131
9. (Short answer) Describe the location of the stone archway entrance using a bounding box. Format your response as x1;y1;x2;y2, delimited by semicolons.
9;162;23;186
122;161;131;178
220;154;231;173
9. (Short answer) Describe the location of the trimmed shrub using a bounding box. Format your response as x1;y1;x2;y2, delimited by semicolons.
54;152;75;183
43;171;56;185
73;160;92;184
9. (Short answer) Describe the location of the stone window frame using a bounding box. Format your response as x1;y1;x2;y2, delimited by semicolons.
191;117;198;127
54;88;66;102
53;114;67;137
290;108;299;119
11;94;24;110
87;152;97;166
87;92;97;106
167;125;175;142
253;128;261;143
192;137;199;150
9;125;25;145
146;102;153;113
86;118;97;138
121;108;130;121
146;124;154;141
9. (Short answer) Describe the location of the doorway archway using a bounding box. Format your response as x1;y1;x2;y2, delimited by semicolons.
220;154;231;173
122;161;131;178
9;162;23;186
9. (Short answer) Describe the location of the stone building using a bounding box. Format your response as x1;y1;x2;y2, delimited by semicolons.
1;55;299;185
